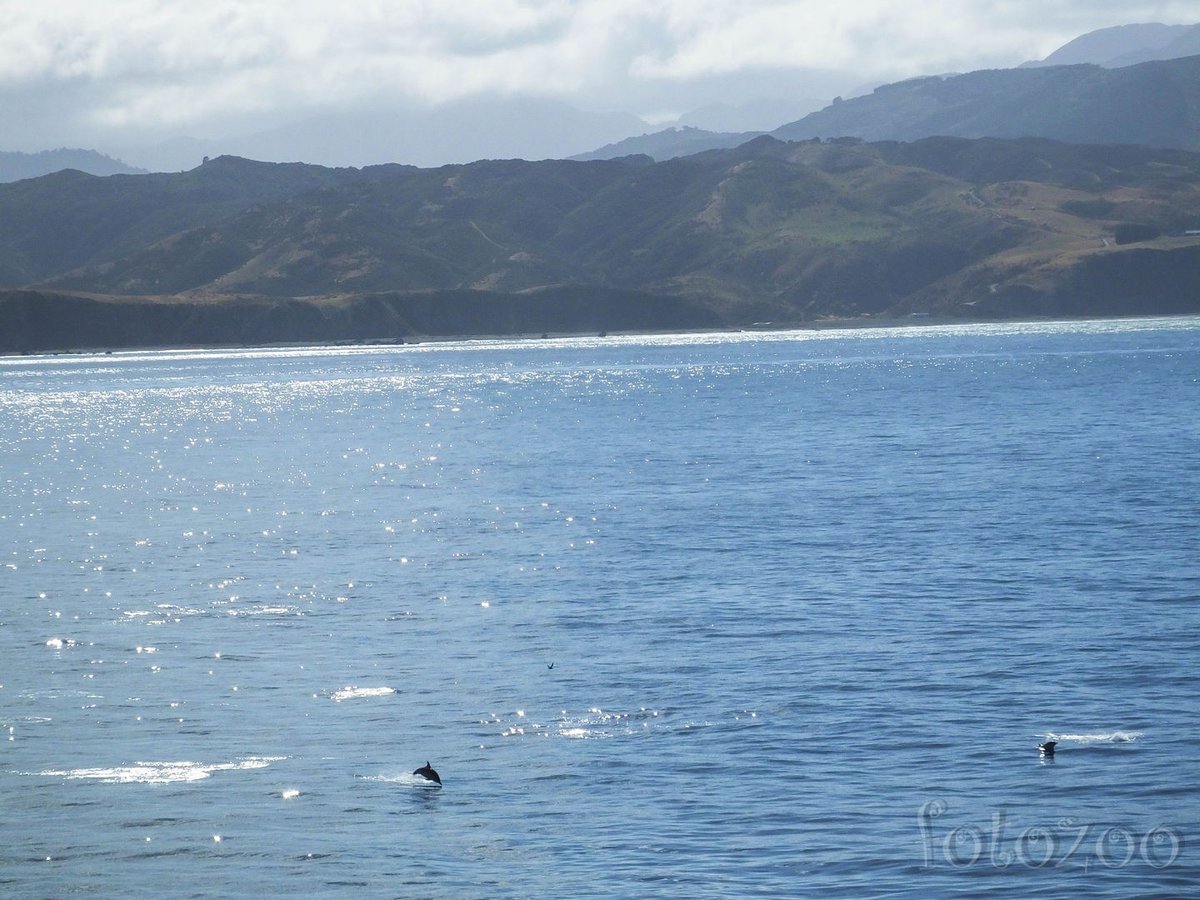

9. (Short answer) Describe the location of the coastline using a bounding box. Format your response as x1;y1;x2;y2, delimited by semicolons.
5;311;1197;360
4;236;1199;357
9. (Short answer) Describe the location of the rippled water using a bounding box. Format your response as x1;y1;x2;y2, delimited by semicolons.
2;319;1198;897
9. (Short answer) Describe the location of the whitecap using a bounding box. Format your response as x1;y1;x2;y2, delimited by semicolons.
28;756;285;784
358;772;437;786
485;706;670;740
1044;730;1143;744
331;686;396;702
226;606;298;617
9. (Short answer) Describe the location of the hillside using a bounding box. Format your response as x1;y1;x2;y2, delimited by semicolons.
1022;23;1200;68
0;157;380;286
773;55;1200;151
572;127;758;163
2;136;1199;352
579;53;1200;163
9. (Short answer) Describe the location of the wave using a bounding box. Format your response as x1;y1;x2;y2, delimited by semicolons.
480;706;714;740
357;772;437;786
26;756;286;784
1043;730;1143;744
225;605;302;617
331;685;396;702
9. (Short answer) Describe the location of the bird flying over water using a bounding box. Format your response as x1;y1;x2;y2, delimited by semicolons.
414;761;441;784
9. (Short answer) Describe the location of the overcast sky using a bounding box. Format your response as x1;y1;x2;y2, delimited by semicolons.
1;0;1196;152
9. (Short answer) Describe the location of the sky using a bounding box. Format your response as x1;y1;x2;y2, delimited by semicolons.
1;0;1196;161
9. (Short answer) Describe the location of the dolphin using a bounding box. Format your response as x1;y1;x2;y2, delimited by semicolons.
413;761;442;785
1038;741;1057;757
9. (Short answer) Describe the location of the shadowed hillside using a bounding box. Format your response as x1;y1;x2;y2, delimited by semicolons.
578;54;1200;162
774;56;1200;151
2;136;1199;351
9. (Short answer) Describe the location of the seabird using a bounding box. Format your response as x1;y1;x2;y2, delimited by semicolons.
547;662;554;670
413;761;442;784
1038;741;1057;757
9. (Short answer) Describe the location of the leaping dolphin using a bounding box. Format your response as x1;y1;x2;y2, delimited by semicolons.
414;761;442;784
1038;741;1057;757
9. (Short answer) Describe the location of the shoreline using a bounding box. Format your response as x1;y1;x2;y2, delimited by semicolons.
4;311;1197;360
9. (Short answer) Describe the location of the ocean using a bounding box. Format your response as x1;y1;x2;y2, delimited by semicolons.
2;318;1198;897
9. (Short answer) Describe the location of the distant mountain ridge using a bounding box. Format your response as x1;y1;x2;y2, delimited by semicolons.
111;98;650;173
577;46;1200;163
0;148;145;183
0;156;377;287
1022;22;1200;68
2;135;1199;351
573;127;761;163
772;54;1200;148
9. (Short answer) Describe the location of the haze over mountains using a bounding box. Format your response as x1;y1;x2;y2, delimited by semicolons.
112;99;651;176
0;149;145;185
578;36;1200;163
1020;21;1200;68
0;22;1190;181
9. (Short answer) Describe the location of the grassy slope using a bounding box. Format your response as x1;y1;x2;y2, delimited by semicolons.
1;137;1197;342
0;157;374;285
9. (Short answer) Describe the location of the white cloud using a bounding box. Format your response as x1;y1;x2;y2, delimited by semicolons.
0;0;1195;142
625;0;1199;81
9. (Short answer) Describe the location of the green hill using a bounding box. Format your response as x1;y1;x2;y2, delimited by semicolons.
2;136;1199;352
0;157;374;286
774;56;1200;151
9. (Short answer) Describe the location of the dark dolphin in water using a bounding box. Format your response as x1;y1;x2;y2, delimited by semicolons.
414;761;442;784
1038;741;1057;757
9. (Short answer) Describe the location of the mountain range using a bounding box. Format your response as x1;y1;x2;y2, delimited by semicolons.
0;149;145;184
576;53;1200;162
2;22;1191;180
2;135;1198;352
3;22;1199;352
4;23;1196;181
1021;22;1200;68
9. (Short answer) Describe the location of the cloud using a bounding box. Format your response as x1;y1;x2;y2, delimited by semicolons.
624;0;1199;80
0;0;1195;146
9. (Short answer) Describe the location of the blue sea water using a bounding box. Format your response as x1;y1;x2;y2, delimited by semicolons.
1;317;1198;898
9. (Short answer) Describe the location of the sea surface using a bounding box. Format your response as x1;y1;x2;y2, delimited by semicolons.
1;318;1198;898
